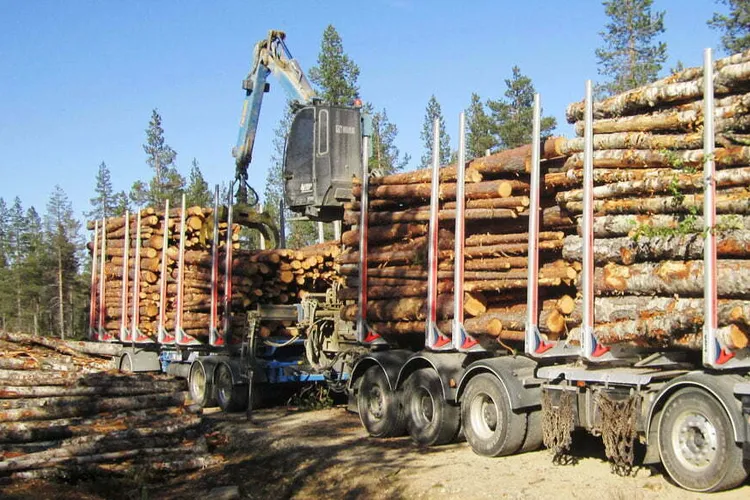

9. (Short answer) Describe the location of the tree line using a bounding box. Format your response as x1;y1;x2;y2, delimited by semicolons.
0;1;747;337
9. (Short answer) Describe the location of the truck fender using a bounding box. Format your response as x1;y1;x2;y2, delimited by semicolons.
645;371;746;445
456;356;540;411
349;349;413;392
395;352;468;403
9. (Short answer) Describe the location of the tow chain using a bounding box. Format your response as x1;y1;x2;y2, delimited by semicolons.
542;388;575;463
595;391;638;476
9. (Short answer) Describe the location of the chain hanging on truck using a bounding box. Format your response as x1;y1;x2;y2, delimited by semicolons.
541;388;575;463
594;391;638;475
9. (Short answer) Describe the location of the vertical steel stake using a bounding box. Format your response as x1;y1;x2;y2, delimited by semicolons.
426;118;450;350
89;220;99;340
119;211;130;342
210;186;222;345
157;200;172;344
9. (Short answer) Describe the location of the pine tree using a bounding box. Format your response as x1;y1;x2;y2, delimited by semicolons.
369;106;410;174
308;25;360;105
420;95;451;168
44;186;81;339
86;161;115;219
466;93;497;159
185;158;212;207
0;198;8;269
7;197;24;267
708;0;750;54
595;0;667;96
130;109;184;208
112;191;130;217
486;67;556;150
18;207;46;334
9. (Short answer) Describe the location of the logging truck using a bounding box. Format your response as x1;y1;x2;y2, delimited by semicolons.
87;39;750;493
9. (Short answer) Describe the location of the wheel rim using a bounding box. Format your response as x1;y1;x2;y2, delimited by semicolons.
470;392;499;440
190;364;206;401
671;410;719;470
367;385;385;421
411;387;434;426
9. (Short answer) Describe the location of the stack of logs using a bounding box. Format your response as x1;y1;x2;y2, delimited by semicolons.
546;47;750;350
0;332;221;480
336;147;579;350
90;207;342;344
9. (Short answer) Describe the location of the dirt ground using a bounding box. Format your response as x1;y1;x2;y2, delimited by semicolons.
5;405;748;500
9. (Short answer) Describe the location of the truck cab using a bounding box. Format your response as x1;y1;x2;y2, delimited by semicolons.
284;104;363;222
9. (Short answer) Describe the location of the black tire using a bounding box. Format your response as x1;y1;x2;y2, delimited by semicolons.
403;369;460;446
461;373;527;457
215;364;249;413
519;409;544;453
118;353;133;373
189;361;217;408
357;366;405;438
658;388;748;492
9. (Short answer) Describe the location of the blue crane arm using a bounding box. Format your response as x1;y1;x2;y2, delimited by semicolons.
233;30;316;204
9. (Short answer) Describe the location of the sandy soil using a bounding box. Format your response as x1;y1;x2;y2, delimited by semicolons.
3;406;749;500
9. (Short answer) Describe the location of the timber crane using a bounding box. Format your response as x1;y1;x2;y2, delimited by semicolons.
233;30;366;233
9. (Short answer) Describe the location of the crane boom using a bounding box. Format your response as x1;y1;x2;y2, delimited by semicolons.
233;30;317;205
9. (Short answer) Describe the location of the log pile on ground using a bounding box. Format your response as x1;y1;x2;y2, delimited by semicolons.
88;208;342;344
549;48;750;350
0;331;221;480
337;147;579;350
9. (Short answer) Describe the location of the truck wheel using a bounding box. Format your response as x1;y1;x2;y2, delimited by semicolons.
357;366;405;438
403;369;460;446
215;364;249;413
118;353;133;373
189;361;217;408
519;409;544;453
461;373;526;456
658;387;748;492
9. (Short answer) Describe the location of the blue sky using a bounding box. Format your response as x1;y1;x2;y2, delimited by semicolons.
0;0;724;220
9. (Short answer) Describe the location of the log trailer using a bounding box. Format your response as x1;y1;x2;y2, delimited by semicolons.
87;34;750;493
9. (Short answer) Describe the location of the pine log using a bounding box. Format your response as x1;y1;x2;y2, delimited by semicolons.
594;260;750;298
0;379;185;399
567;296;750;330
545;167;679;190
352;179;519;202
588;214;750;237
367;164;483;185
561;187;750;215
0;392;189;423
564;146;750;170
0;407;185;444
568;322;748;350
557;166;750;203
565;57;750;121
564;231;750;264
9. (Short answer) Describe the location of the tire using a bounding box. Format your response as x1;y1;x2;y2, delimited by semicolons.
519;409;544;453
658;387;748;492
357;366;405;438
403;369;460;446
461;373;527;457
189;361;217;408
215;364;249;413
118;353;133;373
